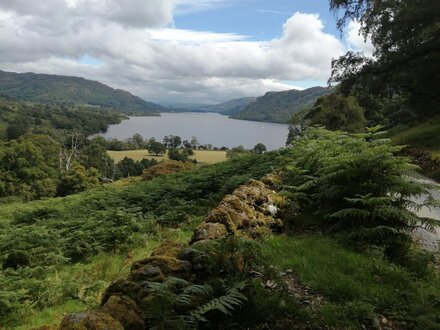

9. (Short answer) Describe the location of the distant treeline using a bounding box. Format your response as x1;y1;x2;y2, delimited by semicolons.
0;98;125;141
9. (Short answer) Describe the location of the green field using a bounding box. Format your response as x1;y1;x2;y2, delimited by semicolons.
108;149;227;164
391;117;440;157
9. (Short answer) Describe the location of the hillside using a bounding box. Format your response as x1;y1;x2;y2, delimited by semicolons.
167;97;257;114
232;86;332;123
0;70;165;114
0;98;124;140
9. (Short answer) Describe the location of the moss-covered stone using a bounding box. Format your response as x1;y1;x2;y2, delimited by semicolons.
131;256;192;279
204;207;237;232
150;240;187;259
127;265;165;283
191;222;228;243
261;172;282;187
101;279;145;306
100;295;144;330
59;311;123;330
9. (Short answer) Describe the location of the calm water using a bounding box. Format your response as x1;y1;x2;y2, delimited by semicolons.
100;112;289;150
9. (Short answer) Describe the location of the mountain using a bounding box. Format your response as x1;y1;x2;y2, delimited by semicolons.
231;87;333;123
0;70;165;114
165;97;257;114
203;97;257;115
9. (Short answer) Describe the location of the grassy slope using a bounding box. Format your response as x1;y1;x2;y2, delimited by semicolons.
391;116;440;157
262;235;440;328
0;152;285;329
108;149;227;164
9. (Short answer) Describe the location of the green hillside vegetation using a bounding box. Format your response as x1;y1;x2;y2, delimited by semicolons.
0;151;286;328
174;97;257;115
232;87;332;123
0;98;124;140
391;116;440;156
0;70;165;114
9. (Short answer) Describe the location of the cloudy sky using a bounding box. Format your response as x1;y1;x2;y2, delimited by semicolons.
0;0;373;104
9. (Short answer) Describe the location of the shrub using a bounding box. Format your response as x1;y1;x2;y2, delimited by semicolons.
284;128;437;263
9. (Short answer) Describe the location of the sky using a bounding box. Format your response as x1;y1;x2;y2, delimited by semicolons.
0;0;373;105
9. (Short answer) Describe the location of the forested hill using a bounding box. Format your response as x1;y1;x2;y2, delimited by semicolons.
0;70;165;114
232;86;332;123
167;97;257;114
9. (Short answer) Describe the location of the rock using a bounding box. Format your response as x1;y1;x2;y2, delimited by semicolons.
100;295;144;330
101;279;145;306
285;269;293;274
131;256;192;279
261;173;282;187
127;265;165;283
191;222;228;243
267;204;278;216
150;240;187;259
372;317;381;329
204;207;237;232
59;311;123;330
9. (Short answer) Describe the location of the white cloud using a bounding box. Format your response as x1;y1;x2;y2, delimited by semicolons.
346;21;375;56
0;2;346;103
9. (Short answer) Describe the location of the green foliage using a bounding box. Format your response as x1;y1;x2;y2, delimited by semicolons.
226;145;251;159
0;138;58;200
142;277;247;329
232;87;332;123
57;163;101;196
168;148;190;162
253;143;267;154
0;151;285;327
0;98;125;140
304;93;366;132
148;141;166;156
115;157;157;179
284;128;435;261
330;0;440;122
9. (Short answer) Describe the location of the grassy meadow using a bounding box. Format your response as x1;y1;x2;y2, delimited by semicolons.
108;149;227;164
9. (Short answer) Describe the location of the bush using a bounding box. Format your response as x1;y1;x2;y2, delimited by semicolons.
284;128;436;263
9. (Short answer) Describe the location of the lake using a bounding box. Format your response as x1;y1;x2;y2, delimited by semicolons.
99;112;289;150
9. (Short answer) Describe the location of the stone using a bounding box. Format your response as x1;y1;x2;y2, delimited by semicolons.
127;265;165;283
150;240;187;259
101;279;145;306
59;311;123;330
261;173;282;187
191;222;228;243
100;295;145;330
131;256;192;279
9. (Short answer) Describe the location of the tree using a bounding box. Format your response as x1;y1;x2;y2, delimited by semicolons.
162;135;181;148
226;146;250;159
0;139;58;199
148;141;166;156
130;133;145;149
190;136;199;149
81;140;115;179
168;148;189;162
182;140;192;149
305;93;366;132
116;157;138;178
6;118;31;140
57;163;100;196
329;0;440;122
253;143;267;154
